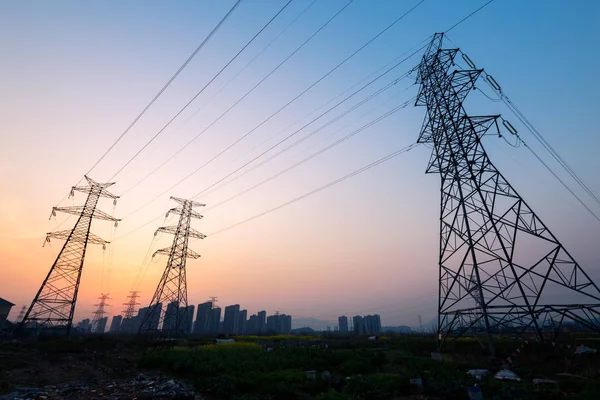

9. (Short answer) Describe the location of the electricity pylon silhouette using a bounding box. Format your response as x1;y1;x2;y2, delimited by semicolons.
139;197;205;336
415;33;600;356
122;291;140;319
91;293;111;332
20;176;120;336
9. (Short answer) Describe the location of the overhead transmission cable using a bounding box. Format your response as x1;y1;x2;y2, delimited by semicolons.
107;0;294;180
51;0;244;207
452;47;600;218
174;0;320;137
203;95;416;213
119;0;424;198
114;43;428;240
122;2;425;219
119;0;356;194
114;0;494;241
208;142;420;236
200;78;414;199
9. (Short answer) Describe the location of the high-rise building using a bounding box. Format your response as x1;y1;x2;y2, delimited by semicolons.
95;316;108;333
120;317;134;334
265;313;292;334
179;304;195;334
135;304;161;332
247;314;258;334
353;316;365;335
163;301;179;332
76;318;90;332
193;301;212;335
109;315;123;333
238;309;247;335
257;310;266;333
338;316;348;332
222;304;240;334
209;307;221;334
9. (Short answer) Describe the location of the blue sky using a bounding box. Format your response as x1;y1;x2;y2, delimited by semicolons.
1;0;599;326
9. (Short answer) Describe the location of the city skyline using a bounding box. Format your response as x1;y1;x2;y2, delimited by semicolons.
2;1;600;328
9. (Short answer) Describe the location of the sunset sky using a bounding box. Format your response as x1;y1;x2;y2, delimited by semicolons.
1;0;599;327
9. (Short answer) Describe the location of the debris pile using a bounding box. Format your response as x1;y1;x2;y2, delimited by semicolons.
1;374;199;400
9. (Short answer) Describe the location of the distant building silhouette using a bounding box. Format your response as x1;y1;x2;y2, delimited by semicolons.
338;316;349;332
223;304;240;334
257;310;266;333
353;314;381;335
238;309;247;334
95;316;108;333
109;315;123;332
0;298;15;330
209;307;221;334
193;301;212;334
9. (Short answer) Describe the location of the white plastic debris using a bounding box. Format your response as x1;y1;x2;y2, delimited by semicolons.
467;369;489;380
494;369;521;382
574;345;597;355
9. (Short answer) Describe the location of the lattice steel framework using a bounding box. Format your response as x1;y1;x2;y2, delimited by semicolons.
139;197;205;335
20;176;120;336
91;293;111;332
415;33;600;355
122;290;140;319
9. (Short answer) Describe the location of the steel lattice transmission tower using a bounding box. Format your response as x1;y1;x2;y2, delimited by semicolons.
122;291;141;319
139;197;206;335
91;293;111;332
20;176;120;336
415;33;600;355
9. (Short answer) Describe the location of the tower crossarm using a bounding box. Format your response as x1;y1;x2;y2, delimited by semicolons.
51;207;120;223
156;226;206;239
152;247;201;259
170;196;205;208
166;207;204;220
45;230;109;246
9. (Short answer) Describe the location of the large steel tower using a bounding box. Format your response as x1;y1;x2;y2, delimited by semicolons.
20;176;120;336
139;197;205;335
415;33;600;355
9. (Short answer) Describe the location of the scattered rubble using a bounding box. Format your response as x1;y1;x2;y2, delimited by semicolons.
494;369;521;382
0;375;198;400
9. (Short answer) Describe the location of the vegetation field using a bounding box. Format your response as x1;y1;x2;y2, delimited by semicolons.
1;334;599;399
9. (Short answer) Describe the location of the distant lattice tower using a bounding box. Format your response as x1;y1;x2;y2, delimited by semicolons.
91;293;111;332
122;291;141;319
139;197;206;336
20;176;120;336
414;33;600;356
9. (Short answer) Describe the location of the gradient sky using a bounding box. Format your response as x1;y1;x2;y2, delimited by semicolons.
1;0;599;327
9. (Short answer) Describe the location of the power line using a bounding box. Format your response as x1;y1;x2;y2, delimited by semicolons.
208;143;419;236
187;57;422;201
51;0;244;208
89;0;244;179
108;0;294;180
119;0;424;198
203;95;416;213
119;0;356;195
444;0;495;33
120;4;425;219
200;79;414;199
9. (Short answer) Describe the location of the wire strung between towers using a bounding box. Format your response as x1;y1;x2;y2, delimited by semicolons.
202;95;417;213
118;0;356;194
112;0;497;241
208;142;420;236
118;0;424;197
199;80;414;200
107;0;295;180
